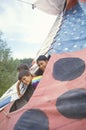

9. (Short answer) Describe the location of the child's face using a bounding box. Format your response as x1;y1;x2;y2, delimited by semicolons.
21;75;32;85
37;60;48;71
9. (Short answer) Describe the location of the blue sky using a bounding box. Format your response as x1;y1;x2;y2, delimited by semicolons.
0;0;56;59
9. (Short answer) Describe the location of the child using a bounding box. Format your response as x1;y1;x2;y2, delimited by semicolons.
35;55;51;75
16;63;29;98
18;70;42;99
17;63;29;72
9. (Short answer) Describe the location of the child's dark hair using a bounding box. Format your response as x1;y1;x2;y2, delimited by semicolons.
36;55;51;63
17;63;29;71
18;70;31;80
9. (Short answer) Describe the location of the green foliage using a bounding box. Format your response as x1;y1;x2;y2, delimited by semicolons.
0;31;33;97
0;32;18;96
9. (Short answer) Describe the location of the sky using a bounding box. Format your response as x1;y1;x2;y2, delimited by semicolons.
0;0;56;59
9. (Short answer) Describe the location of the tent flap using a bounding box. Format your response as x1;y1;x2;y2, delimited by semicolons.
34;0;66;15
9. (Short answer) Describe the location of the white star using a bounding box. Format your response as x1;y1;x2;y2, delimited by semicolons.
64;48;68;50
73;10;77;14
58;43;61;46
73;44;77;48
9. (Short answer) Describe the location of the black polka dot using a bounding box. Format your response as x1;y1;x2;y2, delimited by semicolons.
53;57;85;81
56;88;86;119
14;109;49;130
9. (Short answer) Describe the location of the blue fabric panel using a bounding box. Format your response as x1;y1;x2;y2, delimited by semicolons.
0;96;11;108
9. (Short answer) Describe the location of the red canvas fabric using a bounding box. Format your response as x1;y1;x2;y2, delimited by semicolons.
1;48;86;130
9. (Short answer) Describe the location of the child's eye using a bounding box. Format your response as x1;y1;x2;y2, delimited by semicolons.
22;78;26;80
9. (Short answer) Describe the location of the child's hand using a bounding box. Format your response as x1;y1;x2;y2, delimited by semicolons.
18;93;23;98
